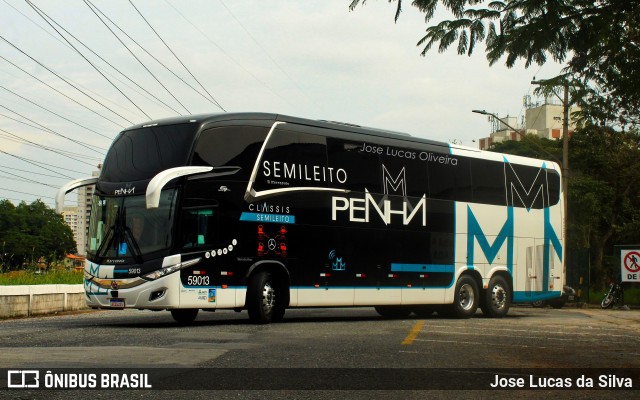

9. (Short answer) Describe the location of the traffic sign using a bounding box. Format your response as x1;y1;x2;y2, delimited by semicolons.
621;250;640;282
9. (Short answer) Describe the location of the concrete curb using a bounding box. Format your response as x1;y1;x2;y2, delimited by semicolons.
0;284;87;318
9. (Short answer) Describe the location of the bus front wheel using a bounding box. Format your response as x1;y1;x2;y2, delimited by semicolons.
247;271;285;324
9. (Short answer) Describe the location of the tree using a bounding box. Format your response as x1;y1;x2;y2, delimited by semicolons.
488;134;561;161
349;0;640;128
567;126;640;284
0;200;76;270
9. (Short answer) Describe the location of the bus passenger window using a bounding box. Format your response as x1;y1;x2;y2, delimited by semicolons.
428;156;472;202
471;159;507;206
181;208;218;248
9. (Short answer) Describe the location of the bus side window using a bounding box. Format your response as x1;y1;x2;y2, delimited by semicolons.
428;155;472;203
181;208;218;249
471;159;507;206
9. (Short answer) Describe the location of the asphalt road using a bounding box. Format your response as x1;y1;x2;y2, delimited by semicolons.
0;306;638;399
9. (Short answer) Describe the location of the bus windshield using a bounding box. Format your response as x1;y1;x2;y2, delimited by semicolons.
87;189;177;260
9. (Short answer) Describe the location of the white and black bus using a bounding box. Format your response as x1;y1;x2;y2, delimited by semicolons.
57;113;564;323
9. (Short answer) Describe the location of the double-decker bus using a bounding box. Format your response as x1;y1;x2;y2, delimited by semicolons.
56;112;564;323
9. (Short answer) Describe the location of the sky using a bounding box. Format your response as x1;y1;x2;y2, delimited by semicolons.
0;0;566;208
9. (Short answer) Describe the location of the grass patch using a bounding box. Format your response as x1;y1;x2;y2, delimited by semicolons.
0;269;84;285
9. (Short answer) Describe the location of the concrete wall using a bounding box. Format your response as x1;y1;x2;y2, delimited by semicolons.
0;285;86;318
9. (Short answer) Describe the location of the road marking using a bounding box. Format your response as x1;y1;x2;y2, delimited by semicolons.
401;320;425;345
421;324;640;340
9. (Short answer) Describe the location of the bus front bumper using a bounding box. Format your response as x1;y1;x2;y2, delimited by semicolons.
84;271;180;310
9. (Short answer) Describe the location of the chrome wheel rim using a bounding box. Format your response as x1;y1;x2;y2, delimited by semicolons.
491;284;507;310
262;282;275;313
458;283;475;311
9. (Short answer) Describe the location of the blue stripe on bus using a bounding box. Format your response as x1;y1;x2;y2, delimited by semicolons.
390;263;454;273
291;286;452;289
513;291;562;303
197;286;454;290
240;212;296;224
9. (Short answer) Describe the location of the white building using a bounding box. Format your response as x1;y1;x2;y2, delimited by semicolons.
59;168;101;255
478;95;579;150
61;206;81;252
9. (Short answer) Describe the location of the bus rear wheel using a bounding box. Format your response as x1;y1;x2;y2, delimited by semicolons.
481;275;510;318
170;309;198;324
247;271;285;324
445;275;479;319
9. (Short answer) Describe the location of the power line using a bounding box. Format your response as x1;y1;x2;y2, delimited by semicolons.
82;0;189;116
0;84;111;140
0;164;71;179
219;0;316;112
0;168;57;188
88;0;223;112
0;147;83;178
165;1;298;111
0;54;126;128
0;33;136;126
130;0;225;112
0;105;106;154
0;187;56;200
0;127;102;165
1;0;185;118
24;0;151;122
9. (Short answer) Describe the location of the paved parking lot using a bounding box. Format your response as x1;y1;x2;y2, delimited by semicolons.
0;306;638;398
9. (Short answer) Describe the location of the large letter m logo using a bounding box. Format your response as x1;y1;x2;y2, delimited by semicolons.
466;206;514;271
504;160;550;210
381;165;407;196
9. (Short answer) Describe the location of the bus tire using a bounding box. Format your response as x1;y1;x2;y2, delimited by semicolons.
247;271;283;324
375;306;411;318
170;309;198;324
447;275;479;319
481;275;510;318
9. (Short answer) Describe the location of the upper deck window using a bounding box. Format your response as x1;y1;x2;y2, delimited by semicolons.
101;123;198;182
191;126;269;180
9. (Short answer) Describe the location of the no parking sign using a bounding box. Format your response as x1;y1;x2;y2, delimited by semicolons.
621;250;640;282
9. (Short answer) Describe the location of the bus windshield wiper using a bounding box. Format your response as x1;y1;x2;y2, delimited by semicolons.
123;227;144;265
95;226;114;259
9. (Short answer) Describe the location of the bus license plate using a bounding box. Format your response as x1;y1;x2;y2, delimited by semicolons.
110;298;125;308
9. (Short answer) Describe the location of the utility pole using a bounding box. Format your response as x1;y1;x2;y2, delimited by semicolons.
530;79;570;240
530;79;571;286
562;80;569;240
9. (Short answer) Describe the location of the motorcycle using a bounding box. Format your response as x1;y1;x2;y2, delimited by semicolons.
601;282;624;309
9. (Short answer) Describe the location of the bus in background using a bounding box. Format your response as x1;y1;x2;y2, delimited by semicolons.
56;113;564;323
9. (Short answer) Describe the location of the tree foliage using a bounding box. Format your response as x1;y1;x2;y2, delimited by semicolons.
567;126;640;283
0;199;76;271
349;0;640;128
488;133;561;161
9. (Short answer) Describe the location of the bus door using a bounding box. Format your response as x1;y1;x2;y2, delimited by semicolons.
524;239;545;295
177;199;239;309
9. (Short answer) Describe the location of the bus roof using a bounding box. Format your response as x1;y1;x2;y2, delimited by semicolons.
122;112;449;149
